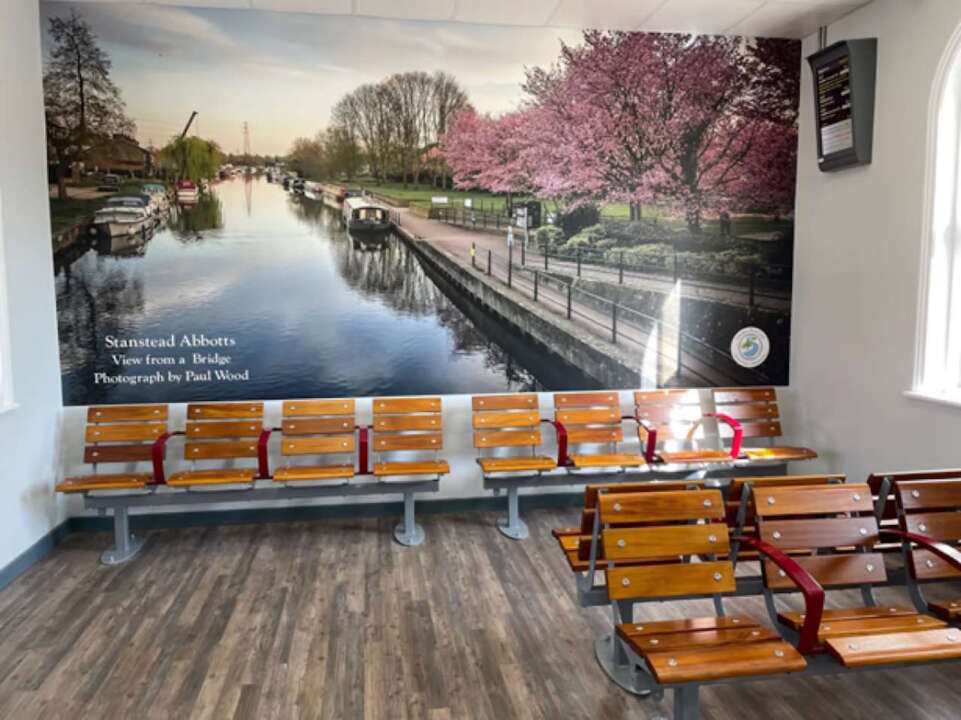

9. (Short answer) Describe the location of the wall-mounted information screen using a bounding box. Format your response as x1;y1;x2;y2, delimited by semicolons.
808;39;877;172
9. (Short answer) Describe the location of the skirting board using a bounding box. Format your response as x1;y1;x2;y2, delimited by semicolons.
0;492;584;591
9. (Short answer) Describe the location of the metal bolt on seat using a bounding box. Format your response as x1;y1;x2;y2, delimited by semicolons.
774;649;785;657
772;531;782;539
667;659;677;667
853;493;861;501
621;578;630;587
767;497;775;505
912;489;921;498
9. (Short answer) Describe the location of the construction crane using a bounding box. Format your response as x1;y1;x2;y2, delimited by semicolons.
179;111;198;140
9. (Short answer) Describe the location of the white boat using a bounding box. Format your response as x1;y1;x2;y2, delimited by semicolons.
177;180;199;203
141;183;169;214
342;196;391;236
91;196;151;237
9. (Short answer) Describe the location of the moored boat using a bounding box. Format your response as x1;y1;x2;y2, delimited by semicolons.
90;196;151;238
342;196;391;236
176;180;199;203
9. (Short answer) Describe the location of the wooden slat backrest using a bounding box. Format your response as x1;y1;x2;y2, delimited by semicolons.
471;395;541;453
724;475;845;528
279;398;356;467
474;429;542;449
712;387;783;440
186;420;263;439
598;489;724;524
87;404;167;423
555;391;619;408
371;397;443;455
283;399;354;417
472;394;538;411
282;435;355;456
633;389;706;442
553;392;626;462
566;427;623;444
583;480;706;509
183;402;264;461
83;404;169;467
187;402;263;419
753;483;886;589
588;488;735;601
894;476;961;580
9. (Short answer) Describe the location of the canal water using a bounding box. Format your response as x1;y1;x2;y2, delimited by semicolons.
55;176;598;405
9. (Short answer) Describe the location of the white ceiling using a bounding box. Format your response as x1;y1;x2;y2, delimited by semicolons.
65;0;873;39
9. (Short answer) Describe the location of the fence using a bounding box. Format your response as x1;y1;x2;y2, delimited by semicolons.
436;207;791;310
464;239;768;387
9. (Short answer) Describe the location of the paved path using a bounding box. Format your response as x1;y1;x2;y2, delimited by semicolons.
395;207;765;387
419;211;791;313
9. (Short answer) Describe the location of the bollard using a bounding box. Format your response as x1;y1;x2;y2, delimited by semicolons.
566;283;572;319
534;271;539;301
577;248;582;278
471;242;476;269
521;239;526;266
508;244;513;288
544;246;549;271
487;249;492;276
611;303;618;344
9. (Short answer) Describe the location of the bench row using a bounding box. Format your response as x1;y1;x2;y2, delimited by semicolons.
557;472;961;718
57;386;814;494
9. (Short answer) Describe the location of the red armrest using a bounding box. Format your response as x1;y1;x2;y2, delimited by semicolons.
882;529;961;575
257;429;275;479
633;414;658;463
541;419;569;467
151;430;185;485
735;536;825;655
357;425;370;475
707;412;743;460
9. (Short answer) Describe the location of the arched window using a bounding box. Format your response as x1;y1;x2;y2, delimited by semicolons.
915;27;961;405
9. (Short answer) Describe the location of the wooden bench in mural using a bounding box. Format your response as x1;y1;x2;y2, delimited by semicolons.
55;403;170;563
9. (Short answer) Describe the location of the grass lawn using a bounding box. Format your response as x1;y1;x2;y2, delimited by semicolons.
49;180;150;234
345;179;791;239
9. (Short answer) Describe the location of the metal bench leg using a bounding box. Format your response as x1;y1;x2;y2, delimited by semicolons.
393;491;425;547
101;506;145;565
674;685;700;720
595;600;651;696
496;485;529;540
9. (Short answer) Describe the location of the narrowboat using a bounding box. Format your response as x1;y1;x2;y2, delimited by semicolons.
342;196;391;236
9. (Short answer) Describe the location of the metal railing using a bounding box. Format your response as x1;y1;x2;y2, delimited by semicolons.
435;207;791;310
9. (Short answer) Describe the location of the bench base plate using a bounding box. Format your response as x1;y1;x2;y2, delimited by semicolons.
394;522;425;547
496;514;529;540
101;534;145;565
594;633;651;696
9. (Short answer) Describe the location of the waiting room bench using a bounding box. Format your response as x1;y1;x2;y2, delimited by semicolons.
55;403;170;563
57;398;449;561
712;387;817;464
573;484;961;718
887;470;961;620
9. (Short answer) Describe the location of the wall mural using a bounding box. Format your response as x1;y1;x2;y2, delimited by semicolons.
40;2;801;406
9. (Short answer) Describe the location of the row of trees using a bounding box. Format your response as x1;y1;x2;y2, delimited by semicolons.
442;33;801;231
288;71;469;187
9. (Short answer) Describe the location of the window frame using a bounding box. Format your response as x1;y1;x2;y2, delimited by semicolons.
910;23;961;409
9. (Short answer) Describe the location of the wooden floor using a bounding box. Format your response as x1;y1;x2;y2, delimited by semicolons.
1;508;959;719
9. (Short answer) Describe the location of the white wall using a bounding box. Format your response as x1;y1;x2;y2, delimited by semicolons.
0;0;67;567
788;0;961;479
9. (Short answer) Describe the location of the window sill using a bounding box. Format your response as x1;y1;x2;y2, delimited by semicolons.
904;389;961;411
0;402;18;417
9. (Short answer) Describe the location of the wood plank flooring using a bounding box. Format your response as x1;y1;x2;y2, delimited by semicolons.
0;508;959;719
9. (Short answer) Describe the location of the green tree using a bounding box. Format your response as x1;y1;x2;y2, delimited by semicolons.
157;136;223;183
43;10;135;200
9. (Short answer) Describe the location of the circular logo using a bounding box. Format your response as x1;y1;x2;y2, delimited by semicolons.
731;327;770;368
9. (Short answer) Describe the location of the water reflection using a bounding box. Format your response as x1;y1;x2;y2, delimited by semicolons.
54;177;596;404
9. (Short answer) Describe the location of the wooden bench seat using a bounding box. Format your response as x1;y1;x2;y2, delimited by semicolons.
634;389;736;466
55;473;152;493
273;465;354;482
742;446;818;462
928;599;961;620
657;448;732;465
373;460;450;477
825;627;961;668
644;639;806;684
477;456;555;473
167;468;257;487
568;453;644;469
778;605;917;630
